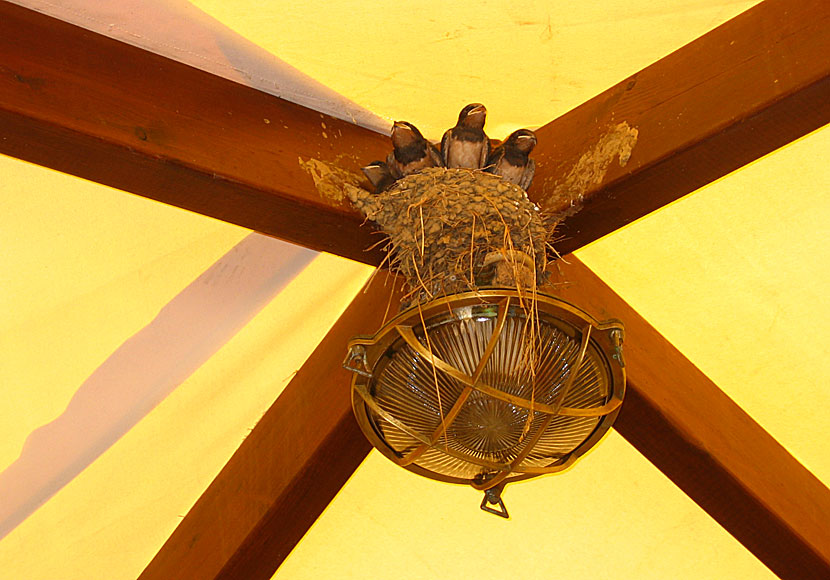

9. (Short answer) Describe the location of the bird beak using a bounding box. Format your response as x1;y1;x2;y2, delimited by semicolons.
392;121;416;134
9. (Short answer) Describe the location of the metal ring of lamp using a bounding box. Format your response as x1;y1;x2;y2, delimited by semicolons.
344;289;625;497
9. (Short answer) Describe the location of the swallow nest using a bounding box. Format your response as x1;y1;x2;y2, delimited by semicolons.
346;167;558;307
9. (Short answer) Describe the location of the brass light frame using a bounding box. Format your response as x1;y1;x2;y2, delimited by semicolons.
344;288;625;498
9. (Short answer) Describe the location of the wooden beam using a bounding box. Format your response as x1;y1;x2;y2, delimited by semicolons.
3;1;828;578
531;0;830;254
142;256;830;580
550;257;830;579
139;277;401;580
3;1;827;264
0;1;389;264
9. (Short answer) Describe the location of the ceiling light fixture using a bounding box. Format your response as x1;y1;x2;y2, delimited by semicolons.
345;290;624;518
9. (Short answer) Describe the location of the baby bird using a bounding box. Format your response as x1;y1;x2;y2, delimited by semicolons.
387;121;442;178
361;160;397;193
486;129;537;190
441;103;489;169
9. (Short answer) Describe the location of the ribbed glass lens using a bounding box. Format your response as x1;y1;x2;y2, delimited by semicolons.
366;303;612;481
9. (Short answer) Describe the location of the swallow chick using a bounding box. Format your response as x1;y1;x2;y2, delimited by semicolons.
441;103;489;169
487;129;537;190
361;160;397;193
387;121;442;178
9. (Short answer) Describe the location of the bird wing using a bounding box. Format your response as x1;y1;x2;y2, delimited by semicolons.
484;143;502;172
428;142;443;167
478;136;491;170
386;151;403;179
440;129;452;167
519;158;536;191
484;145;502;173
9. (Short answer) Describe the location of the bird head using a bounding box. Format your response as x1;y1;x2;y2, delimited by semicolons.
508;129;537;153
458;103;487;129
361;160;390;180
391;121;424;148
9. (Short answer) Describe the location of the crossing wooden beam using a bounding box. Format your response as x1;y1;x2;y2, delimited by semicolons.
551;257;830;579
2;1;829;579
138;277;402;580
4;1;827;262
0;1;389;264
531;0;830;253
142;254;830;580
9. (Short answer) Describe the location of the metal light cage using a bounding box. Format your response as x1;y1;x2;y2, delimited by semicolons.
344;289;625;509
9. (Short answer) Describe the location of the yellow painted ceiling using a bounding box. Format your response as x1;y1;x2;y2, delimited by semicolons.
191;0;764;138
1;1;827;579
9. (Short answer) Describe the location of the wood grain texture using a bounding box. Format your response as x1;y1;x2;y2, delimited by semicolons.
139;277;402;580
4;1;829;577
550;257;830;579
532;0;830;254
144;255;830;580
4;2;828;266
0;2;390;263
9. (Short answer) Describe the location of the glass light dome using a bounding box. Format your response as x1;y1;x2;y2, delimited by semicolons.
345;289;625;516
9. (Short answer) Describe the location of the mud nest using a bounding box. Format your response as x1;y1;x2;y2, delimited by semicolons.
346;167;557;307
